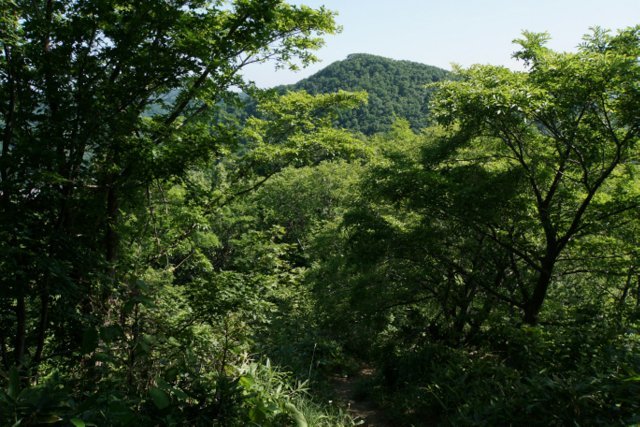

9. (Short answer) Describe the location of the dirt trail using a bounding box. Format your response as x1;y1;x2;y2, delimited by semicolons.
331;368;393;427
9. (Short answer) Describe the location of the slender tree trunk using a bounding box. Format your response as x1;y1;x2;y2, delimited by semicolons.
524;252;557;325
1;44;15;184
33;285;49;366
106;184;119;269
127;302;140;389
14;294;26;367
452;282;477;342
620;270;632;304
0;330;8;369
103;182;120;324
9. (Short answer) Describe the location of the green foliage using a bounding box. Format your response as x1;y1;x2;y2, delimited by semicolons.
308;27;640;425
2;3;640;425
283;54;450;134
369;320;640;426
241;90;369;171
236;358;357;427
0;0;364;425
430;25;640;324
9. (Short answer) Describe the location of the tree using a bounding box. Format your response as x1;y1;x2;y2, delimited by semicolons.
430;26;640;324
285;53;450;134
318;121;519;347
0;0;337;378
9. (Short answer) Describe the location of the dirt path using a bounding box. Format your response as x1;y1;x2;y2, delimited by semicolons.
331;368;392;427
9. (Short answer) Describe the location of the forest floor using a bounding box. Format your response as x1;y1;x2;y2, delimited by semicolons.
330;367;392;427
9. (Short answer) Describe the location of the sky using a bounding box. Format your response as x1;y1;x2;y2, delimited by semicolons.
242;0;639;88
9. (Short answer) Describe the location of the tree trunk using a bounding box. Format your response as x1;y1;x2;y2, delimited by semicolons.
14;294;26;367
524;254;556;325
106;185;119;267
33;286;49;366
0;330;8;369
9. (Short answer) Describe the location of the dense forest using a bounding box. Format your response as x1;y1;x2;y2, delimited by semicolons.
1;1;639;426
281;54;450;134
221;54;450;136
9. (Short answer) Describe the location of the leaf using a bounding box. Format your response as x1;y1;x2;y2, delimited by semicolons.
284;402;308;427
7;366;19;399
135;279;150;292
149;386;170;410
239;375;255;390
132;295;156;308
138;340;151;354
35;415;63;424
70;418;86;427
172;386;189;401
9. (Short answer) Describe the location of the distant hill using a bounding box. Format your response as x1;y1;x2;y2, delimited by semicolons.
280;54;450;135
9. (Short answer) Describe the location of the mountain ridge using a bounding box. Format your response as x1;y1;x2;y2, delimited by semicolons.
278;53;451;134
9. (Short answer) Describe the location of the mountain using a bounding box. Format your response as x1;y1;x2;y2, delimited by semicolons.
280;53;450;135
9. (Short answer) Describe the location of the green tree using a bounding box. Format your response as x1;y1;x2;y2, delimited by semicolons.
311;30;640;425
283;53;449;134
0;0;337;371
430;26;640;324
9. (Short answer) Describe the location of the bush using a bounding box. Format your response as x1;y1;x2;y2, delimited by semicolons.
368;321;640;426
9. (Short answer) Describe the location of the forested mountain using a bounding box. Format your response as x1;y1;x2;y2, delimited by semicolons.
280;54;450;134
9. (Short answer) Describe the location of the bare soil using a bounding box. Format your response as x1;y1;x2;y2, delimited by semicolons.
330;367;393;427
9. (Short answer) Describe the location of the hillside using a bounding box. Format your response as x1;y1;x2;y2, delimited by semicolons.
4;5;640;425
281;53;450;134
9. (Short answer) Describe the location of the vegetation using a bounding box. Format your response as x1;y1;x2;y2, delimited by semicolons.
0;0;360;424
283;53;450;135
1;1;639;425
311;27;640;425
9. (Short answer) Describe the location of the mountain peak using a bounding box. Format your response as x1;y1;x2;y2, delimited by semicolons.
285;54;450;135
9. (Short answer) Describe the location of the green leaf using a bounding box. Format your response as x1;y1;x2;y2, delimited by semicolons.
135;279;150;292
132;295;156;308
172;386;189;401
239;375;255;390
35;415;63;424
138;340;151;354
7;366;19;399
70;418;86;427
285;402;308;427
149;386;171;410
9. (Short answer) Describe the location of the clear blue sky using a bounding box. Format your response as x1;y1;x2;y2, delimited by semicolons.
242;0;639;87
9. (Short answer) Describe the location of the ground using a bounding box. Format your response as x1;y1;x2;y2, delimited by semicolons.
331;367;392;427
